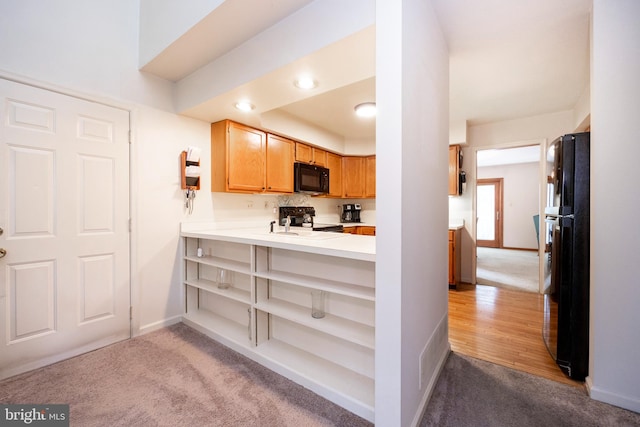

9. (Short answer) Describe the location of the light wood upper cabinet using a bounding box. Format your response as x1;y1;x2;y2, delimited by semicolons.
313;147;327;167
212;119;374;198
212;120;266;192
365;156;376;198
211;120;293;194
295;142;327;167
342;155;376;198
342;156;366;198
266;134;295;192
295;142;312;163
449;145;460;196
326;151;343;198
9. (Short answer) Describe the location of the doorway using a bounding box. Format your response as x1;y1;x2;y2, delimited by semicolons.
475;145;542;294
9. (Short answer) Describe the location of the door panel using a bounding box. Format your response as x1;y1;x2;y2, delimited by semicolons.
9;146;55;236
9;261;56;342
0;78;130;379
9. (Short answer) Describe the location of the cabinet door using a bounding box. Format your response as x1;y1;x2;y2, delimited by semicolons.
326;152;343;198
296;143;327;166
358;226;376;236
449;145;460;196
266;134;294;193
295;142;313;164
228;122;266;192
365;156;376;198
313;147;327;167
342;157;365;198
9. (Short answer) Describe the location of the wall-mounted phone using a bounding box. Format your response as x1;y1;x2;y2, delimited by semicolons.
459;170;466;195
181;147;201;214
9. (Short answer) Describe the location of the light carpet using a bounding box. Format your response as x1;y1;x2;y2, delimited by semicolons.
476;247;539;293
0;323;369;427
3;324;639;426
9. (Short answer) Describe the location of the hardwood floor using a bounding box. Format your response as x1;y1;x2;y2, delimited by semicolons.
448;283;584;388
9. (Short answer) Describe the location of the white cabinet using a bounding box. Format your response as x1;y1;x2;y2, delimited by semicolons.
182;235;375;422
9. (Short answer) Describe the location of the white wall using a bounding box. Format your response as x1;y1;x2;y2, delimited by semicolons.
0;0;174;112
468;110;574;147
133;108;214;331
376;0;450;425
260;110;346;154
478;162;539;249
589;0;640;412
138;0;224;69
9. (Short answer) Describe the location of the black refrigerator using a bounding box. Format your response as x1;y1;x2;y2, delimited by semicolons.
542;132;590;381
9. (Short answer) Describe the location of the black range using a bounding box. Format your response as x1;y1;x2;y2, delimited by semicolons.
278;206;344;233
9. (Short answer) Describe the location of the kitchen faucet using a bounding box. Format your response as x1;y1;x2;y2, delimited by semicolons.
269;221;276;233
285;215;291;233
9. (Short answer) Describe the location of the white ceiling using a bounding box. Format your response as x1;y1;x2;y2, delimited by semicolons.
437;0;591;126
157;0;592;149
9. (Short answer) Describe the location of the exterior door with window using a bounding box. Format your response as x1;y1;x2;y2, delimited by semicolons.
477;178;503;248
0;79;131;379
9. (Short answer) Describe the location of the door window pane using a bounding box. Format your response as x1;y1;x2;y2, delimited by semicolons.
477;184;495;240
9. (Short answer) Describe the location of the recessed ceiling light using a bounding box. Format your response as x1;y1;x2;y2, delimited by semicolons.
354;102;376;118
234;101;255;112
294;76;317;89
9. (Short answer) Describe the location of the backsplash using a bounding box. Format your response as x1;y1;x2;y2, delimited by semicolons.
208;192;375;225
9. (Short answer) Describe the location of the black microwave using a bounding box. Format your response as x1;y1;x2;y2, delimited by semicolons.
294;162;330;194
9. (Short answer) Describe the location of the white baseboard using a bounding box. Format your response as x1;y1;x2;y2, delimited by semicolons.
587;376;640;414
137;315;182;336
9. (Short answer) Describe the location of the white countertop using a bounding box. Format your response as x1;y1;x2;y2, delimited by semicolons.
449;219;465;230
181;223;375;262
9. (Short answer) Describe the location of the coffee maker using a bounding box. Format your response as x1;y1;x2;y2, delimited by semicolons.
341;204;361;223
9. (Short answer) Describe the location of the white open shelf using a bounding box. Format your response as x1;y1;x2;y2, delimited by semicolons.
183;308;252;348
184;278;250;304
255;338;375;419
182;235;375;422
255;299;374;349
254;269;374;301
185;254;251;275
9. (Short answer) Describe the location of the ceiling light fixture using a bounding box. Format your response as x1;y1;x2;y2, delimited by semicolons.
354;102;376;118
234;101;255;112
294;76;317;89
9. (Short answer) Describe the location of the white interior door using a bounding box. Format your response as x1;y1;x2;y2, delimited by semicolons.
0;79;130;378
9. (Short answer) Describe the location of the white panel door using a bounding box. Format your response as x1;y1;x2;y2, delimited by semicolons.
0;79;130;378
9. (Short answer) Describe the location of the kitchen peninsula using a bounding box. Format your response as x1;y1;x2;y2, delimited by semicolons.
180;223;375;421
